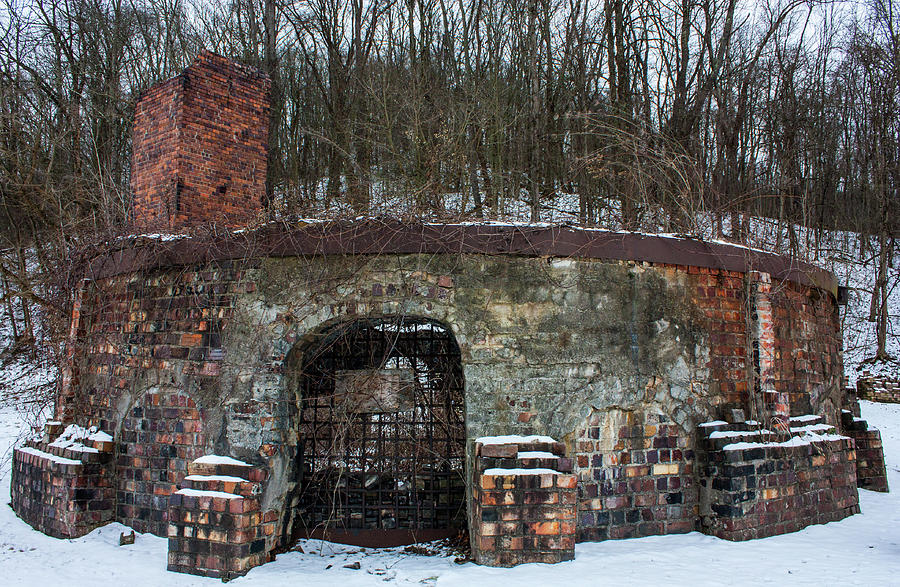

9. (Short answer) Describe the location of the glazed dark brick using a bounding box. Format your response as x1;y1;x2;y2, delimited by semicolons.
698;424;860;540
10;433;116;539
575;411;698;542
117;389;208;536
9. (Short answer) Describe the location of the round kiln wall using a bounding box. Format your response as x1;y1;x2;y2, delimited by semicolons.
238;254;713;439
71;252;842;540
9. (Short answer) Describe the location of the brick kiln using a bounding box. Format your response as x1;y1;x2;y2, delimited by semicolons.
10;52;889;579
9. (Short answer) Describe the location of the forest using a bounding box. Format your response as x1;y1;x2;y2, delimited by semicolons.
1;0;899;354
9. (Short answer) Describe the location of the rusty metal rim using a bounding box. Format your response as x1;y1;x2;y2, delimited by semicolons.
86;220;838;295
299;527;459;548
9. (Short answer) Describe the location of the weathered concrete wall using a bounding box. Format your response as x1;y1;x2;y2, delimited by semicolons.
234;254;712;439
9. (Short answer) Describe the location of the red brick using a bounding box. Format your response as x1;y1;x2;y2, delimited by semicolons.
529;521;560;535
180;333;204;347
131;51;270;231
480;443;518;458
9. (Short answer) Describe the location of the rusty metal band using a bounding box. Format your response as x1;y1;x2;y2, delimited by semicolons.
86;220;838;295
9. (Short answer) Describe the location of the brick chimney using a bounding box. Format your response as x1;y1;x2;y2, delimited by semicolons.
130;51;271;231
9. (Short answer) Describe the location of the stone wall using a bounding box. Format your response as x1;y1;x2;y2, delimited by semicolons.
857;376;900;403
574;410;697;541
58;245;844;546
10;223;846;575
698;418;859;540
841;411;890;492
10;424;116;538
68;252;722;542
471;436;577;566
131;51;270;230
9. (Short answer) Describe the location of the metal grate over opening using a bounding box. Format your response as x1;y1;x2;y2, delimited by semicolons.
294;317;466;541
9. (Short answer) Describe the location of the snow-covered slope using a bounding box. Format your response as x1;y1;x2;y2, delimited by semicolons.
1;401;898;585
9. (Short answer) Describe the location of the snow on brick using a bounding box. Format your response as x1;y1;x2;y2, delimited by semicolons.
709;429;773;439
184;474;249;483
476;434;557;445
17;446;82;466
699;420;728;427
789;423;834;434
48;439;99;454
88;430;113;442
175;488;242;500
192;455;252;467
723;431;850;451
483;467;561;475
789;414;821;423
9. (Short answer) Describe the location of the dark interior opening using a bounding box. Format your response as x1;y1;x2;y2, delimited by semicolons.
290;316;466;547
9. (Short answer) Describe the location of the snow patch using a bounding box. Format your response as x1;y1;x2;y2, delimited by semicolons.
789;424;834;434
175;488;242;500
54;423;111;444
88;430;113;442
17;446;81;466
183;475;249;483
476;435;557;445
47;423;112;453
709;429;773;439
120;233;190;242
483;468;560;476
192;455;252;467
48;439;99;454
517;451;558;459
856;357;900;379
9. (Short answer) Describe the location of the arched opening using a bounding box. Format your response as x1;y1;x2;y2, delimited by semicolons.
116;387;207;536
290;316;466;546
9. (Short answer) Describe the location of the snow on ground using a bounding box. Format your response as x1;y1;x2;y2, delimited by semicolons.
0;401;898;585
